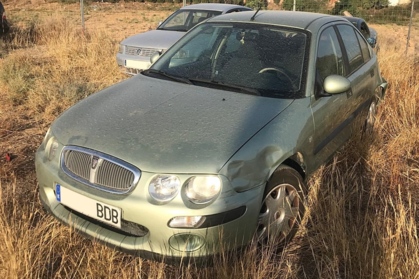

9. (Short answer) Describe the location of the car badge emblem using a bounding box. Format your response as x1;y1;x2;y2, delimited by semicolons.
92;156;99;169
136;48;142;55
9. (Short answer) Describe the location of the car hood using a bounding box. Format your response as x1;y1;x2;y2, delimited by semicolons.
121;30;185;49
52;75;293;174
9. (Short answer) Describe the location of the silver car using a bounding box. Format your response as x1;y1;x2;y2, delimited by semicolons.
116;3;251;75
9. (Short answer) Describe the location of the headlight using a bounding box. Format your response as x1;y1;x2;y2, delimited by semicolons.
45;137;59;161
149;175;180;202
118;44;124;54
41;128;51;148
185;176;221;204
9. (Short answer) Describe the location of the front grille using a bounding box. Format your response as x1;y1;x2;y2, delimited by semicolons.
96;160;135;190
64;205;149;237
61;146;141;194
125;46;159;57
119;65;141;76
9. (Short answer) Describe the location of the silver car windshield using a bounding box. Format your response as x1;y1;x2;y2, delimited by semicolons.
158;10;222;32
150;23;308;98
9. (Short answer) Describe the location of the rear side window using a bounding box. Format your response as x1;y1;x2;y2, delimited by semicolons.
317;27;345;80
360;22;370;39
337;25;363;74
356;31;371;63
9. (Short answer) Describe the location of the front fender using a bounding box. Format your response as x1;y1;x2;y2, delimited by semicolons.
218;98;314;192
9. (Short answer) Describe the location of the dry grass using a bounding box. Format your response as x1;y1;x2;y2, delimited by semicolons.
1;3;419;279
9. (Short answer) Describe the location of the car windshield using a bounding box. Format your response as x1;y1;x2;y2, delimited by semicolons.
149;22;308;98
157;10;222;32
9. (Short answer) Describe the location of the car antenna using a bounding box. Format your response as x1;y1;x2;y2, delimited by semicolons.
250;4;261;21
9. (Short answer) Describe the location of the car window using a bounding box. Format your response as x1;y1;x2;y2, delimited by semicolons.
169;27;221;67
316;26;345;80
356;31;371;63
191;11;215;25
337;25;364;74
151;23;308;99
159;10;222;32
226;9;240;13
360;22;370;39
163;12;190;30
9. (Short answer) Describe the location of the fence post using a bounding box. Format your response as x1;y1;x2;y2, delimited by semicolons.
406;0;414;55
293;0;296;11
80;0;85;34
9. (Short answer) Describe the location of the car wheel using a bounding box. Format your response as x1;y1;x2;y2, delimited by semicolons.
256;165;306;245
365;100;377;134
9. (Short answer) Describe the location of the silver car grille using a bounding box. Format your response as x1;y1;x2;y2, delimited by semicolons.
125;46;160;57
61;146;141;194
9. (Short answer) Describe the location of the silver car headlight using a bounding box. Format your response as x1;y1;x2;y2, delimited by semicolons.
185;176;221;204
118;44;124;54
149;175;180;202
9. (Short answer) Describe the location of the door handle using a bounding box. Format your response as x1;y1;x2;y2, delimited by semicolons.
370;70;375;77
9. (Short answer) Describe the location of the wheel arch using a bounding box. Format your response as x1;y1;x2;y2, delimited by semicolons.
269;152;307;182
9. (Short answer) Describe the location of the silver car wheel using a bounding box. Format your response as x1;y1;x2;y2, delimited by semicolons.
365;101;377;133
257;183;300;244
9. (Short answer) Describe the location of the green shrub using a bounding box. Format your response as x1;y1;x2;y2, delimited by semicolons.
245;0;266;10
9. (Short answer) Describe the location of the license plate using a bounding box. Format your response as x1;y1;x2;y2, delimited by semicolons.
56;184;122;228
125;59;148;69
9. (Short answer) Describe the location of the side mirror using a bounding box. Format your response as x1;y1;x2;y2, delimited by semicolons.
150;51;162;64
367;37;376;48
324;75;351;94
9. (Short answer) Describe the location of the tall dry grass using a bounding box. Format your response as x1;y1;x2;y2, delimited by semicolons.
0;15;419;278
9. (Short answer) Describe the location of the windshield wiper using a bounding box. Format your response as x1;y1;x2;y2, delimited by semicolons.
157;27;188;32
188;78;261;96
142;69;192;85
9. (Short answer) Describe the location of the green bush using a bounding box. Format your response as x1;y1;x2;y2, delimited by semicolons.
245;0;266;10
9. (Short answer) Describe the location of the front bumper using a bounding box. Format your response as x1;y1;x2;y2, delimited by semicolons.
116;53;151;76
35;147;264;262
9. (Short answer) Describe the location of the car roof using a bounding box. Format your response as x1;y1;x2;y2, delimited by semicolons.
341;16;364;23
208;10;347;30
179;3;251;12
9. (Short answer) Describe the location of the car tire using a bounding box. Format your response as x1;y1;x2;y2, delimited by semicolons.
256;164;306;246
1;20;9;34
364;100;377;134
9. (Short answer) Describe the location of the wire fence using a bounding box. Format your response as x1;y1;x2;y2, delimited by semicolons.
78;0;416;25
273;0;415;25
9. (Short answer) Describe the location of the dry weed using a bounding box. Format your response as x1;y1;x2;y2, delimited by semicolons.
0;10;418;279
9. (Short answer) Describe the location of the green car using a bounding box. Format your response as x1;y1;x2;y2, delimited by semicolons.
35;11;387;262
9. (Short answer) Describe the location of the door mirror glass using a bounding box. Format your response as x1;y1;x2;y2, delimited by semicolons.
324;75;351;94
367;37;376;48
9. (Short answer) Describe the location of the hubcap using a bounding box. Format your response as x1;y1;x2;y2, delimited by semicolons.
257;184;300;244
